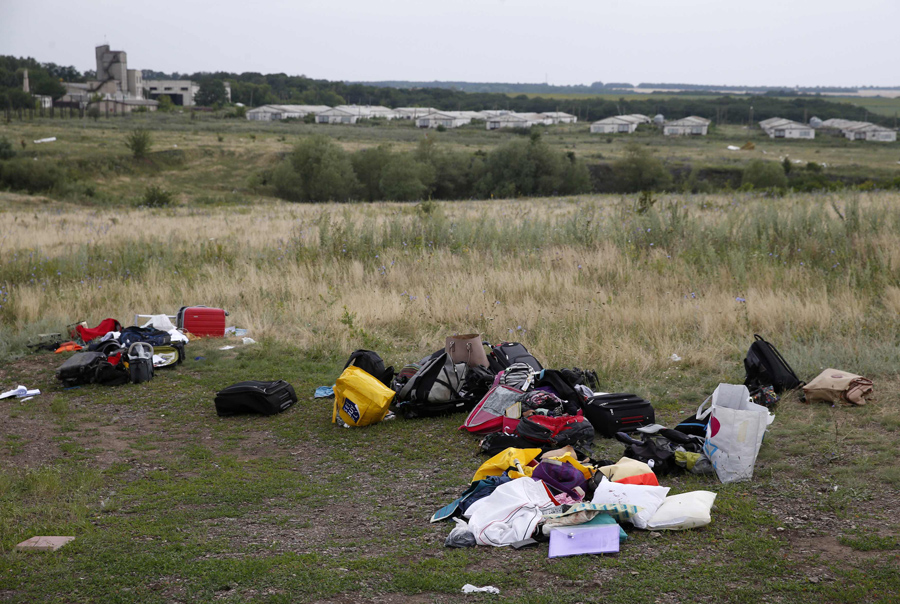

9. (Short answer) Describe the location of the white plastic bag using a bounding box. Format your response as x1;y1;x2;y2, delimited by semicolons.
645;491;717;530
590;476;669;529
701;384;773;483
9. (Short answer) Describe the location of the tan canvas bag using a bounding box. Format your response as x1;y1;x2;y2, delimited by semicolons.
802;368;873;406
445;333;490;368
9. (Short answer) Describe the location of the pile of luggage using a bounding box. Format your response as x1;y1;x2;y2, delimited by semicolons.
53;306;227;388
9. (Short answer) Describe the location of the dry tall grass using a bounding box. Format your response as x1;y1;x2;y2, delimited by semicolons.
2;191;899;379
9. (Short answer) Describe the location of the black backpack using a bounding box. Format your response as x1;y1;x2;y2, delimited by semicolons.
744;334;803;394
344;349;394;387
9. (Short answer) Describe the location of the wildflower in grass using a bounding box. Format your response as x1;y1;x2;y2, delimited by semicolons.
736;297;746;303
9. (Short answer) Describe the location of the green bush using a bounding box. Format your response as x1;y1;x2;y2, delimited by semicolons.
125;129;153;160
0;158;66;193
742;159;788;189
140;185;174;207
379;155;435;201
612;143;672;193
351;145;393;201
0;137;16;160
273;135;360;202
156;95;174;112
476;134;592;198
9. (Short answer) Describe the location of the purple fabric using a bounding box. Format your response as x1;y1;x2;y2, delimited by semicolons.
532;461;587;499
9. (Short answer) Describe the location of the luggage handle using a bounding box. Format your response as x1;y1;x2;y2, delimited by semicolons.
696;394;713;420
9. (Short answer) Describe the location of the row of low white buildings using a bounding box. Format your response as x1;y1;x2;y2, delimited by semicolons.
818;118;897;142
245;104;580;129
758;117;897;142
590;114;712;136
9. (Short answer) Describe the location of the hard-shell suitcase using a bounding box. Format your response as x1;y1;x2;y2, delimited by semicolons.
177;306;228;338
214;380;297;416
583;393;655;438
56;351;107;387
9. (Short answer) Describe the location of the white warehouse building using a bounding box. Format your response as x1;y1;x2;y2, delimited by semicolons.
246;105;330;121
663;116;711;136
759;117;815;139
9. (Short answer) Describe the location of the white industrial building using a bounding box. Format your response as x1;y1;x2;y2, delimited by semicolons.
333;105;397;119
394;107;439;119
542;111;577;124
663;116;710;136
316;107;360;124
590;115;646;134
759;117;815;139
246;105;330;121
415;111;471;129
842;123;897;142
519;112;553;126
486;113;531;130
818;119;897;142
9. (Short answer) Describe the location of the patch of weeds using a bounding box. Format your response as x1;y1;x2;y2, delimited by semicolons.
4;434;25;456
838;530;900;551
139;185;174;208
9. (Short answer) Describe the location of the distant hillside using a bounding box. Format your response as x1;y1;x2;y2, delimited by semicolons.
356;80;889;96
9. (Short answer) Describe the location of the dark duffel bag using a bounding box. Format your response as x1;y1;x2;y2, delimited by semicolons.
583;393;655;438
56;351;108;387
487;342;543;374
214;380;297;417
516;412;595;449
120;326;171;349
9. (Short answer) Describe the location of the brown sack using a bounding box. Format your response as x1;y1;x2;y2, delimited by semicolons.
445;333;490;368
802;368;874;406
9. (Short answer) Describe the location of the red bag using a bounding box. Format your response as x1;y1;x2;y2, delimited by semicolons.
76;318;122;343
516;412;595;448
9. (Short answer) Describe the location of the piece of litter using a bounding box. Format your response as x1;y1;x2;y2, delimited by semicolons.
462;584;500;594
16;536;75;552
242;337;256;345
33;137;57;144
234;328;248;336
0;385;40;400
727;145;740;151
194;356;205;361
224;326;236;335
314;386;334;399
219;345;236;351
670;354;682;362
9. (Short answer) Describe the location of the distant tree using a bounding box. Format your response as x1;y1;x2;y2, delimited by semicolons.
125;129;152;160
156;95;174;112
742;159;788;189
273;135;359;202
612;143;673;193
194;79;227;107
351;145;393;201
379;155;435;201
782;157;792;175
0;136;15;160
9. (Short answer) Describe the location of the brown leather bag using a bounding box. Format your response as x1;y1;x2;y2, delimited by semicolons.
802;369;874;406
445;334;490;368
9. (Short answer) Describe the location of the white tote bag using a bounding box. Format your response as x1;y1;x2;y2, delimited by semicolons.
700;384;773;484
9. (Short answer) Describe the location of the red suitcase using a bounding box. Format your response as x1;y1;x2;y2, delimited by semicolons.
176;306;228;337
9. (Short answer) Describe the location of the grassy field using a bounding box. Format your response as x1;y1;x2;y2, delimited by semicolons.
1;114;899;602
1;186;899;602
1;113;899;209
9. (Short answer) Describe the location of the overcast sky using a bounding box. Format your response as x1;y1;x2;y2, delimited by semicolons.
1;0;897;88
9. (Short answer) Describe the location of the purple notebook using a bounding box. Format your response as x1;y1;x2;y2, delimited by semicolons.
548;524;620;558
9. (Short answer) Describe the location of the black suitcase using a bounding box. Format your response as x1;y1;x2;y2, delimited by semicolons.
56;351;107;387
214;380;297;417
583;393;655;438
488;342;543;373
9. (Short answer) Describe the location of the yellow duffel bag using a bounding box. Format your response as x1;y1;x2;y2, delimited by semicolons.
333;365;395;427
